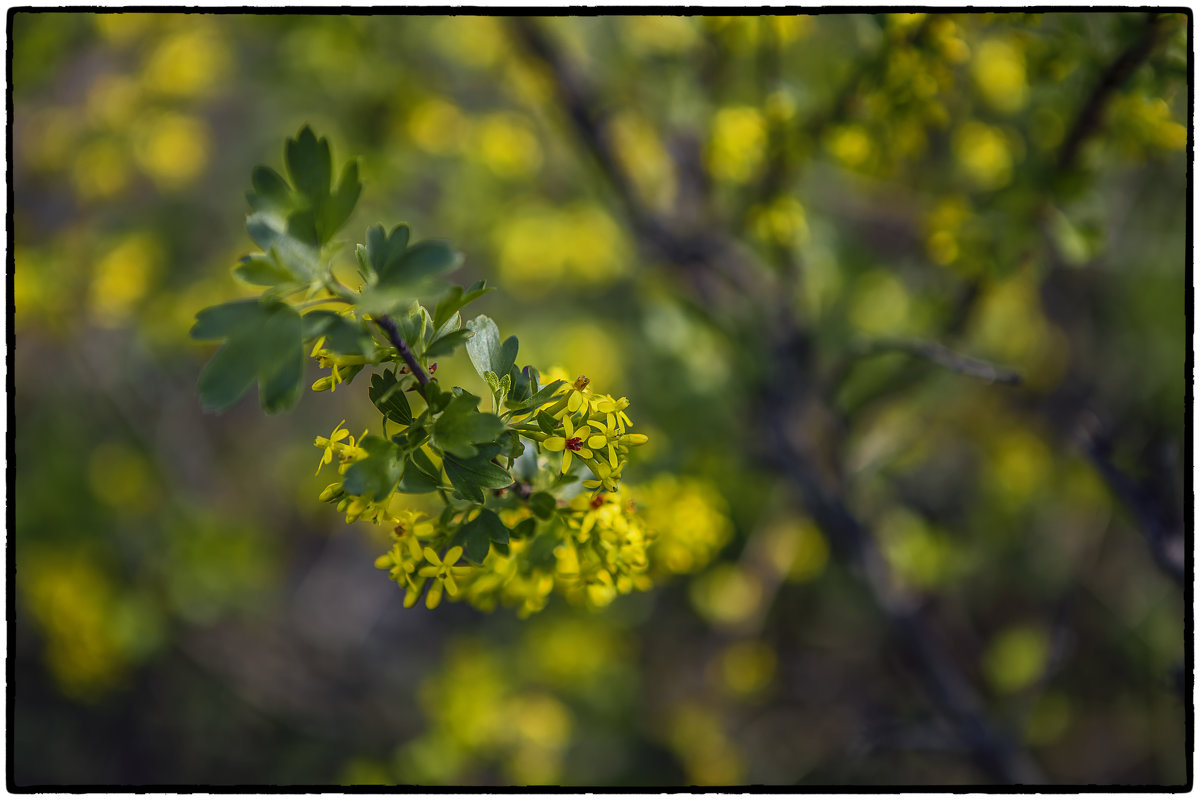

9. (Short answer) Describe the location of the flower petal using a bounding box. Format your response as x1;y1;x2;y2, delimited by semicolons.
426;580;444;609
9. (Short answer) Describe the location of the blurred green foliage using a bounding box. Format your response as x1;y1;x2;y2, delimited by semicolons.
12;11;1187;786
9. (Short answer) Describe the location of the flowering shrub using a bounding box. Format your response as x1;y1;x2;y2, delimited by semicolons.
192;127;663;614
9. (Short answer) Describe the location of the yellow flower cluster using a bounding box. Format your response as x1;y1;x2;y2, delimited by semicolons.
313;365;660;616
313;421;396;524
308;336;368;392
516;372;648;495
373;492;655;616
554;491;653;610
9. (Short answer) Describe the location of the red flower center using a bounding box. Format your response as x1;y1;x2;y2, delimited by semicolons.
566;437;583;452
590;495;605;509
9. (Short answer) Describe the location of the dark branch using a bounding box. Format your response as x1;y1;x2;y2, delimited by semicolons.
374;315;429;389
768;440;1045;784
506;16;766;306
1057;13;1167;174
1081;435;1186;589
506;18;649;238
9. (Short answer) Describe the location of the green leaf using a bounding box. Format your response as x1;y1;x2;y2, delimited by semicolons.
285;125;332;206
342;435;404;501
244;210;321;278
245;128;358;251
465;315;502;381
443;452;512;504
191;299;262;340
536;410;558;435
396;448;441;494
497;429;525;459
196;340;257;413
396;305;429;356
511;517;537;540
433;393;505;458
452;508;511;564
423;381;453;414
246;165;294;215
425;328;473;359
525;533;559;569
369;369;413;426
433;279;493;331
355;284;417;318
233;253;298;287
193;300;305;414
286;207;319;246
509;365;531;404
365;223;410;283
270;232;321;279
317;159;361;244
506;380;565;411
529;491;557;520
302;311;372;356
256;305;305;414
378;240;463;288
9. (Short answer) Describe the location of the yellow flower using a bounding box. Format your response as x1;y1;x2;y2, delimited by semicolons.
551;375;595;418
582;416;646;471
542;414;593;474
314;420;349;474
592;394;633;433
375;532;424;591
310;338;367;393
582;459;625;494
418;546;465;609
314;421;367;474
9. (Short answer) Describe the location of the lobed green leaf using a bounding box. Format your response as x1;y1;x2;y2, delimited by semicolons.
369;369;414;426
442;452;512;504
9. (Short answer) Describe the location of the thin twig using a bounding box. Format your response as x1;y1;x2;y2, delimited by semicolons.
373;315;429;388
849;338;1023;386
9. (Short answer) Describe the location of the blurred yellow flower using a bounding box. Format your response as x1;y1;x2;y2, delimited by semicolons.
143;29;229;97
88;231;161;326
972;38;1029;114
133;112;211;189
954;121;1015;190
826;123;873;169
406;97;468;155
708;106;766;182
474;112;542;179
983;624;1050;694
